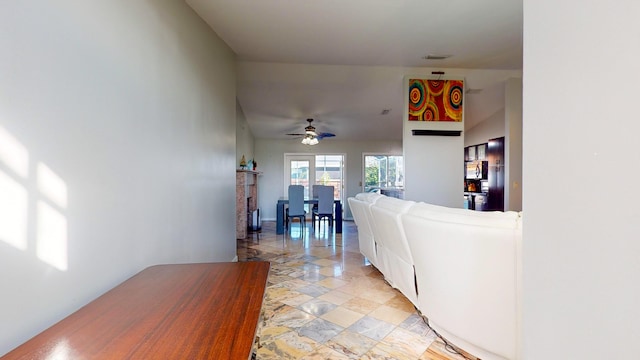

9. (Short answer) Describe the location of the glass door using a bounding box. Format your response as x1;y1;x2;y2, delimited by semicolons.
285;155;315;214
315;155;344;203
285;154;345;216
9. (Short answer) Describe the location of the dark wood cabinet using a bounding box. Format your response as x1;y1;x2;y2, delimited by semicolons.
487;137;505;211
464;143;487;161
464;139;504;211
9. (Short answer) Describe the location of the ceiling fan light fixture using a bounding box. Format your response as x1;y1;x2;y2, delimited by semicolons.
304;118;317;136
301;134;318;145
293;118;330;145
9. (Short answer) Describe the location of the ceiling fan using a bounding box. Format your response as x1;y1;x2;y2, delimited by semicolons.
286;118;335;145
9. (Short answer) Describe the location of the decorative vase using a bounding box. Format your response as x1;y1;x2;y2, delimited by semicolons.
240;155;247;169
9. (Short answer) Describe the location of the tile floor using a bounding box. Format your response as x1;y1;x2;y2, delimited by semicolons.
237;220;476;360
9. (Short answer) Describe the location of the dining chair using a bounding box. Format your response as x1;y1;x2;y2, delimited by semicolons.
311;185;321;213
286;185;306;231
313;185;334;229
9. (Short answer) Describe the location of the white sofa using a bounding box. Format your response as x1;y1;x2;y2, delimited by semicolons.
348;193;522;360
348;193;383;268
369;196;418;306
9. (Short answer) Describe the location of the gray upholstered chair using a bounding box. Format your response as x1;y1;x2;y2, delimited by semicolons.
286;185;306;230
313;185;334;229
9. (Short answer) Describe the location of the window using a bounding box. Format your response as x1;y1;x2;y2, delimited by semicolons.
363;155;404;198
315;155;343;200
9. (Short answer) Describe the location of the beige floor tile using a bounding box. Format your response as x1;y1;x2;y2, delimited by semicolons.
313;258;339;266
269;306;315;328
342;297;382;315
319;266;343;277
379;327;435;358
321;306;365;328
257;326;292;344
262;331;320;359
317;289;355;305
368;305;412;325
281;293;314;307
300;345;351;360
316;277;349;289
325;330;378;358
358;288;397;304
384;294;417;313
273;278;313;290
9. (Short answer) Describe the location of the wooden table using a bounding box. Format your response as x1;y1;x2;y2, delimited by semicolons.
2;262;270;360
276;198;342;234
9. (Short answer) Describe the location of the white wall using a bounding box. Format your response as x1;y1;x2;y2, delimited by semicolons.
0;1;237;354
464;108;506;147
505;78;522;212
403;127;463;207
236;100;255;166
523;1;640;358
255;138;402;220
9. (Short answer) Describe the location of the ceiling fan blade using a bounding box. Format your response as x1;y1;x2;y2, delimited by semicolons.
317;132;336;140
284;119;336;141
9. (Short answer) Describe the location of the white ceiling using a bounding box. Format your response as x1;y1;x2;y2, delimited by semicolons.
186;0;523;141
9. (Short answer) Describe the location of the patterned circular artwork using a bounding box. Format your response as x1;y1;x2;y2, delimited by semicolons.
408;79;428;118
408;79;463;122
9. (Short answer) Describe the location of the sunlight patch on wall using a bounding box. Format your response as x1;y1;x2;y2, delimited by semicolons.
0;125;69;271
37;201;68;272
0;125;29;178
38;163;68;209
0;125;29;251
36;162;69;271
0;171;28;250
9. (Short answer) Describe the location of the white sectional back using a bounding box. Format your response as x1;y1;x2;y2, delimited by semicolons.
347;197;379;267
402;202;522;360
369;196;418;305
355;192;384;203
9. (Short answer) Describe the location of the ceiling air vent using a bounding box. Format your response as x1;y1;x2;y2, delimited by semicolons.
422;54;452;60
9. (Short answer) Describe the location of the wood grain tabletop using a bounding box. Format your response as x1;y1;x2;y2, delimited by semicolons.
2;262;270;360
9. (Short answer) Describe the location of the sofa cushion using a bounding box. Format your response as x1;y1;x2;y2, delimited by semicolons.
374;196;415;213
355;192;384;203
407;202;521;230
347;197;379;267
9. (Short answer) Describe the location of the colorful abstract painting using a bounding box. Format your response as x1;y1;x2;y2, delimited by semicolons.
408;79;463;121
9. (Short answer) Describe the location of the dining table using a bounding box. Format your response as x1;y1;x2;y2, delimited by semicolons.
276;198;342;234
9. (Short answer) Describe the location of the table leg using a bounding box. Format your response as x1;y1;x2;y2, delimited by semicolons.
336;201;342;233
276;202;284;234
